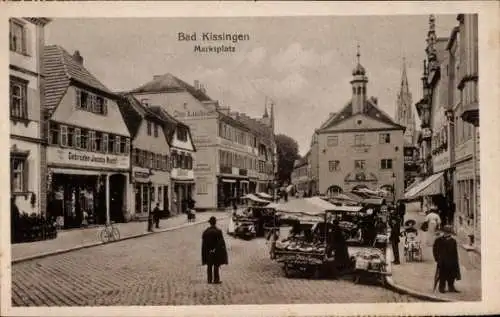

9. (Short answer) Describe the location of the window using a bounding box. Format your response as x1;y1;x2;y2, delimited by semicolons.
60;125;68;147
328;160;340;172
49;122;59;145
138;150;145;167
67;127;74;147
10;77;28;119
148;152;154;168
89;131;97;151
132;149;139;165
102;133;109;153
11;156;27;192
9;19;26;54
327;136;338;147
73;128;81;148
120;137;127;154
81;129;89;150
75;89;107;115
355;160;366;170
354;134;365;146
171;152;177;169
178;127;188;141
147;121;152;136
108;134;115;154
379;133;390;144
381;159;393;169
112;136;119;154
95;132;102;152
218;122;224;137
154;123;159;138
156;154;161;170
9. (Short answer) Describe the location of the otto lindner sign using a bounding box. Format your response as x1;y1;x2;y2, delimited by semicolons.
47;147;130;170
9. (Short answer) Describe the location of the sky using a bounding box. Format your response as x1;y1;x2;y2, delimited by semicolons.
45;15;458;156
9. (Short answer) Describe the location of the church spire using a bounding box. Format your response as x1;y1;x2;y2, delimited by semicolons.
263;97;269;118
396;56;415;145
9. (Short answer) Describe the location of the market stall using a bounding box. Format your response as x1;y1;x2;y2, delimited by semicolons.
227;207;257;240
272;198;347;278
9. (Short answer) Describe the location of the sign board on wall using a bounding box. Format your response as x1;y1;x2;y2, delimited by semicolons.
173;110;217;118
47;147;130;170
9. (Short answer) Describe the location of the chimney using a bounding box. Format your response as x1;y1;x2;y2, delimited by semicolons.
72;50;83;65
194;80;200;90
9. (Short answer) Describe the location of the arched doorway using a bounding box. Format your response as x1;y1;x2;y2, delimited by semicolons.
352;184;369;192
326;185;343;197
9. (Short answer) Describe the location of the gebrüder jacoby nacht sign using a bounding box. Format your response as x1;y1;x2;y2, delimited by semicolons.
47;147;130;170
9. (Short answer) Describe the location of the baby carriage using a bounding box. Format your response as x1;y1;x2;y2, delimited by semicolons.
403;219;422;262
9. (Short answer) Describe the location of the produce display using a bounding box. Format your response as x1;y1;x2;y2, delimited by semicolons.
352;248;387;272
274;237;326;265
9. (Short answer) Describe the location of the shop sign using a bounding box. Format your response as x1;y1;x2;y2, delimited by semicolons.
48;147;130;170
173;110;216;118
433;151;450;172
134;171;150;179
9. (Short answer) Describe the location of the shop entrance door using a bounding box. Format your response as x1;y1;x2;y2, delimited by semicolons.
109;174;125;223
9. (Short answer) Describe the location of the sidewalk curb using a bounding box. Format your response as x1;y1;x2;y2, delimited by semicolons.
12;214;229;264
383;246;452;302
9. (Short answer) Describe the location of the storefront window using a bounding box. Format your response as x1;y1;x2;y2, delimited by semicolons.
142;184;148;213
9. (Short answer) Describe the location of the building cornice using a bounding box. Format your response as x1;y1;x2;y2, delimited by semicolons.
25;17;52;26
317;127;404;134
10;64;44;78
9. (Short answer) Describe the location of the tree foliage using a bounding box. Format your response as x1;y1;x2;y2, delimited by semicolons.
275;134;300;185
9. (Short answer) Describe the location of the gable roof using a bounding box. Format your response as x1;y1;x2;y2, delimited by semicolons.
317;98;405;132
43;45;114;116
116;93;168;139
149;106;196;152
129;73;213;103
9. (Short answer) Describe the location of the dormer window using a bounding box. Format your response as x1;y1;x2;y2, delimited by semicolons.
76;88;107;115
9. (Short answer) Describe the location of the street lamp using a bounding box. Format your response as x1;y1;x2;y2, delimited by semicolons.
392;172;396;202
147;168;154;232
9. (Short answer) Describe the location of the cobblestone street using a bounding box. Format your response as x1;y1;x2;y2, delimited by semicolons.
12;218;419;306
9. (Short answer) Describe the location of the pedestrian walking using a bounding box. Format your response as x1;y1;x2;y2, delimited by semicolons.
152;203;161;228
423;206;442;246
397;200;406;226
432;225;461;293
389;215;401;264
201;217;228;284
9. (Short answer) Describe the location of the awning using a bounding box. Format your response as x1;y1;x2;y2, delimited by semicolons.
256;192;273;200
241;194;270;204
404;172;444;200
222;179;236;183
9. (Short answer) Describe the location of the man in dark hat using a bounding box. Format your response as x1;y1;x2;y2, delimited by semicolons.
202;216;228;284
389;215;401;264
433;225;461;293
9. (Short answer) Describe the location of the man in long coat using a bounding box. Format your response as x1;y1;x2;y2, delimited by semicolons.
202;217;228;284
389;215;401;264
433;225;461;293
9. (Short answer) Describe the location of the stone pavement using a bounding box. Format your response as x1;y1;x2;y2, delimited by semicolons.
388;203;481;302
11;217;418;306
11;211;229;263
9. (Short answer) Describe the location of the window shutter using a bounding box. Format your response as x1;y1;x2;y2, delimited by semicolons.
102;99;108;115
125;138;130;154
23;25;31;56
75;89;81;109
23;158;29;192
21;83;28;118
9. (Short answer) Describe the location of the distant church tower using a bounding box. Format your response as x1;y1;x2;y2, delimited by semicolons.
396;57;416;145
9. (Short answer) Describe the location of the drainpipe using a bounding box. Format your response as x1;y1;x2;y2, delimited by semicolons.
471;125;477;246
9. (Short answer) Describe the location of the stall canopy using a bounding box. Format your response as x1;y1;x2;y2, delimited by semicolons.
256;192;273;200
274;197;363;221
242;194;270;204
404;172;444;200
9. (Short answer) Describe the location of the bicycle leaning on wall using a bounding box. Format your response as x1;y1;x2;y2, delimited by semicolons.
99;221;121;243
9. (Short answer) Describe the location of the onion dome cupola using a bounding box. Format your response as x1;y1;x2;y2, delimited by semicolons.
350;44;369;114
